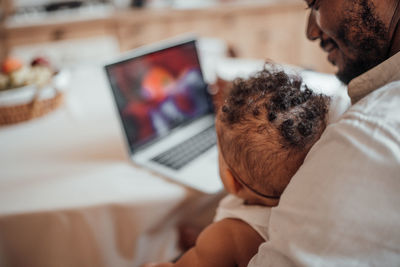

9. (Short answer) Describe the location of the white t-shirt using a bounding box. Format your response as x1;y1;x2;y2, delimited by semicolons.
248;54;400;266
214;194;272;241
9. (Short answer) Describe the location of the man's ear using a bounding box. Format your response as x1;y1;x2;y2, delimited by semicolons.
224;169;243;194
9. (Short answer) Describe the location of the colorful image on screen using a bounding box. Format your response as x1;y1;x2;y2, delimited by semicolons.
106;41;212;150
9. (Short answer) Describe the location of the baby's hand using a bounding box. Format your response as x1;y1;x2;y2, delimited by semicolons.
140;262;173;267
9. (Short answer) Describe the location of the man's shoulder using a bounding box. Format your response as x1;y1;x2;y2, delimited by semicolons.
344;80;400;132
254;79;400;267
352;79;400;109
308;79;400;168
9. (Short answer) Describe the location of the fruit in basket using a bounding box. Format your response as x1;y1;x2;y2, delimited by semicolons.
0;57;55;91
31;57;51;68
1;58;23;75
0;74;8;90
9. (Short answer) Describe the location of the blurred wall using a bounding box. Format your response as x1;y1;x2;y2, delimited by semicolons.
0;0;336;73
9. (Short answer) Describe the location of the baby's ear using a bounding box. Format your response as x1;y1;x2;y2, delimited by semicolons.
225;169;243;194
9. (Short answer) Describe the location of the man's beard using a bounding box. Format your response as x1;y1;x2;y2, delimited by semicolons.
336;0;390;84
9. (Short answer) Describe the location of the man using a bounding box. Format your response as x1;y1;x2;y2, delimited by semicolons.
248;0;400;266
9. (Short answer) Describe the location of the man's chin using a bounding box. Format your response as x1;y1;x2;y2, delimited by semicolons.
336;70;353;85
335;51;389;85
334;62;353;85
335;61;371;85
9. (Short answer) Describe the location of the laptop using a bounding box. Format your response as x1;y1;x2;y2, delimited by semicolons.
104;37;223;193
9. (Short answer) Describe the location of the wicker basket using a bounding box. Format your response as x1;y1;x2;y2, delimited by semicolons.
0;89;64;126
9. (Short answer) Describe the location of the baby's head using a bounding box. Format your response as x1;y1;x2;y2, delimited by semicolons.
216;66;329;206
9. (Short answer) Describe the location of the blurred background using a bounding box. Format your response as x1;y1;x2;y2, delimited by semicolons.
0;0;335;73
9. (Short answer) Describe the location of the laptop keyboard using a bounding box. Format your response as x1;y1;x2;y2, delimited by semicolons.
151;125;217;170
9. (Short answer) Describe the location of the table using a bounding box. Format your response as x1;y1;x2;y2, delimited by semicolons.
0;59;230;266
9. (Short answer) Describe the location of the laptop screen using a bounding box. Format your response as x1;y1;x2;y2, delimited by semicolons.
105;39;213;152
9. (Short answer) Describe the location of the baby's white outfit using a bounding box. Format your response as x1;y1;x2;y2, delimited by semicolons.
213;194;272;241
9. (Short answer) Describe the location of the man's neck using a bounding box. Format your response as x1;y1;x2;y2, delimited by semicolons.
389;24;400;56
388;0;400;56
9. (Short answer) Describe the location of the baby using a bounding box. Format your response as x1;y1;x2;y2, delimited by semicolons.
143;66;330;267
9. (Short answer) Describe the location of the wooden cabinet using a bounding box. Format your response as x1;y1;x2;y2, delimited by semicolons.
114;2;335;73
1;1;336;73
3;18;115;49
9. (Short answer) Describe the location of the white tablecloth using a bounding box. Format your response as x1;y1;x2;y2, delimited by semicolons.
0;64;228;267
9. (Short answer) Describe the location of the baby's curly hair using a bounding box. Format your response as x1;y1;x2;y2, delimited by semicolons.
217;66;329;197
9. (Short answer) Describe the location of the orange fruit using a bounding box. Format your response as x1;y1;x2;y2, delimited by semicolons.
1;58;23;74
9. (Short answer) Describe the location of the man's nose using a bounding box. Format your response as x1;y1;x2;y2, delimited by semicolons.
306;10;321;41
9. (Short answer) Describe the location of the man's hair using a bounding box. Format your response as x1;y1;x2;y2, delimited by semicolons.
217;66;329;196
